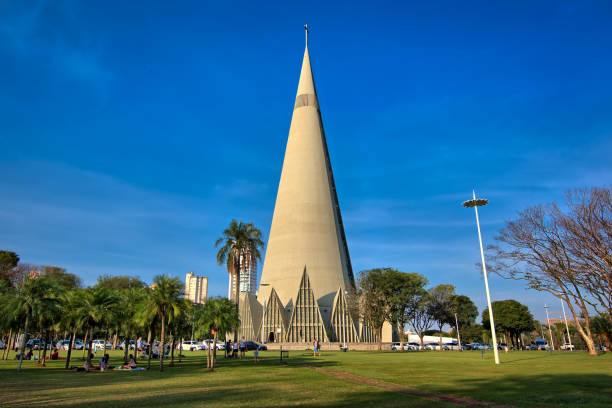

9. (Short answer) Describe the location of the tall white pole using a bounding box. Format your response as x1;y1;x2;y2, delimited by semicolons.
455;313;462;351
561;300;573;350
544;305;555;351
473;191;500;365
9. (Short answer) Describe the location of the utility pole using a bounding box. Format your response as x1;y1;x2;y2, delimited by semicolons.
561;299;573;350
544;304;554;352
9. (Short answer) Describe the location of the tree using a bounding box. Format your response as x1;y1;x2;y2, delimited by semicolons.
8;276;62;371
74;287;120;368
0;250;20;286
590;314;612;351
408;289;435;349
429;284;455;350
450;295;478;348
487;191;604;356
40;266;82;290
387;271;429;349
358;269;389;350
215;220;263;341
482;300;535;349
96;275;145;290
149;275;184;372
196;297;240;371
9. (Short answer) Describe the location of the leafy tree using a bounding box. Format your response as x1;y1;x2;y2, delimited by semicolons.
196;297;240;371
482;300;535;349
41;266;82;290
74;287;120;368
451;295;478;348
429;284;455;350
452;323;484;344
149;275;184;372
0;250;20;286
96;275;145;290
408;290;435;349
388;271;429;348
590;314;612;350
358;269;388;350
8;276;62;371
215;220;263;341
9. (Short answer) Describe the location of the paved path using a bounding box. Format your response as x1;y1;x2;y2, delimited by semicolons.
305;366;515;408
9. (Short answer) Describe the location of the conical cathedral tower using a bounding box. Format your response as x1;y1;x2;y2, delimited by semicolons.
258;29;356;338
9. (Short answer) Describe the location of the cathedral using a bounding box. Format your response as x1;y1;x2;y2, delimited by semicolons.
238;29;377;344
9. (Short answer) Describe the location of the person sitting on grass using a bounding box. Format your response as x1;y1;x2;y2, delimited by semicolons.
122;354;137;370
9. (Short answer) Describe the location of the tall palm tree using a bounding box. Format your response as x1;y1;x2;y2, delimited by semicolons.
60;290;87;370
149;275;184;372
74;287;120;368
215;220;263;341
197;297;240;371
10;276;62;372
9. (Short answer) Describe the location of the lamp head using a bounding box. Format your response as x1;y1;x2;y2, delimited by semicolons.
462;198;489;208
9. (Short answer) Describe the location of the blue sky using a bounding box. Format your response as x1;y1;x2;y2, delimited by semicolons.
1;1;611;322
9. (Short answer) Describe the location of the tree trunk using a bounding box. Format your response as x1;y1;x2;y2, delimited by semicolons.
103;328;109;356
439;324;443;351
112;332;118;350
206;337;211;369
234;267;240;343
397;324;405;349
86;332;94;370
419;334;424;350
159;314;165;372
65;330;75;370
82;329;89;361
2;329;12;360
123;334;130;364
211;331;218;370
179;338;183;363
169;335;175;367
17;313;29;372
146;329;152;370
377;327;382;351
40;330;51;367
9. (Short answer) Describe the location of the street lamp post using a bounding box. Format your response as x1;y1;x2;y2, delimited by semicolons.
561;300;573;351
544;304;554;352
462;190;500;365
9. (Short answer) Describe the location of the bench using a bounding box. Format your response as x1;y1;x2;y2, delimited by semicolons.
280;346;289;363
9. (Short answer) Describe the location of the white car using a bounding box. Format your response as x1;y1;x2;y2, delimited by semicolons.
202;340;226;351
424;342;442;350
90;340;112;350
180;341;204;351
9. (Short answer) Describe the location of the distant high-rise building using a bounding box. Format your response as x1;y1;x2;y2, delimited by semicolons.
227;256;257;301
185;271;208;304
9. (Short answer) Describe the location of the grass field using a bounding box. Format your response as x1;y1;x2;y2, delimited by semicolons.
0;349;610;407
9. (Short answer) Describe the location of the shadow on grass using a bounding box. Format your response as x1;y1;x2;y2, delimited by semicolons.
448;373;612;407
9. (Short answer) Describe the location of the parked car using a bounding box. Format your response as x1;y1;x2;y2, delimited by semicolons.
89;340;112;350
245;341;267;351
180;341;205;351
408;342;422;350
535;339;549;350
424;342;441;350
444;341;461;351
391;342;402;351
560;343;575;350
119;340;136;350
470;343;485;350
26;339;44;350
72;340;84;350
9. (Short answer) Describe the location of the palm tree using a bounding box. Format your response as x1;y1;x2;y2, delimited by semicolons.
74;287;120;369
215;220;263;341
118;287;146;364
149;275;184;372
197;297;240;371
60;290;87;370
10;276;62;372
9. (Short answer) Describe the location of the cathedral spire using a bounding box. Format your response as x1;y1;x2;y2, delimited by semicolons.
258;29;354;323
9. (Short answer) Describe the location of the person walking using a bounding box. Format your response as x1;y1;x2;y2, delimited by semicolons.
232;340;238;359
226;339;231;358
313;339;318;357
239;337;246;359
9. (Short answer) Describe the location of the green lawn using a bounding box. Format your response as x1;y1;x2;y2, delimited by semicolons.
0;349;610;407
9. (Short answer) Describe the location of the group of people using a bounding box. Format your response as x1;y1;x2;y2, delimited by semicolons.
70;353;137;372
225;337;259;362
